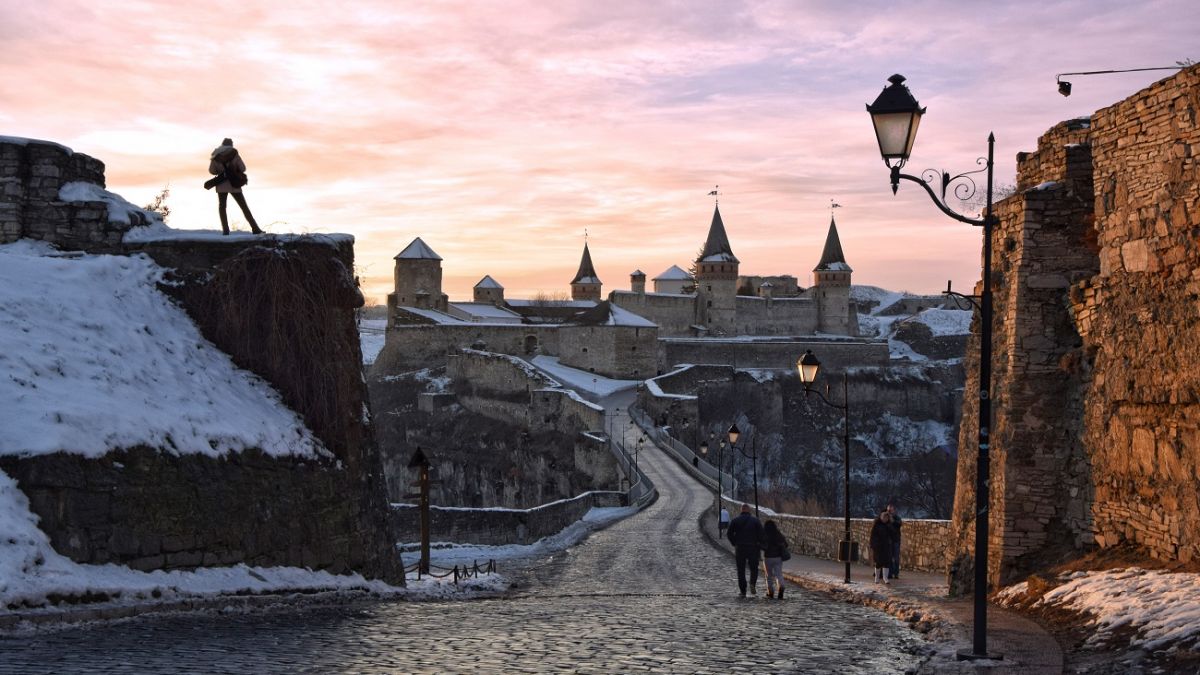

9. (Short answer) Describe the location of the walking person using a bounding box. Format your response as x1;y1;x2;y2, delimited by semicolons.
718;506;730;537
207;138;263;235
726;503;763;597
887;503;903;580
869;511;895;584
760;519;789;599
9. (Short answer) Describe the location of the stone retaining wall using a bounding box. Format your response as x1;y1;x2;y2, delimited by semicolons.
718;498;952;573
658;337;888;372
393;491;627;546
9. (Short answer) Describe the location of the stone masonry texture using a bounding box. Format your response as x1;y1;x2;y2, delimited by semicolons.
950;65;1200;592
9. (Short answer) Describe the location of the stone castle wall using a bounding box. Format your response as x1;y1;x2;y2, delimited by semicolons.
609;290;697;336
393;491;626;547
0;138;136;252
658;337;889;372
558;325;657;379
950;65;1200;590
374;324;561;374
734;296;817;335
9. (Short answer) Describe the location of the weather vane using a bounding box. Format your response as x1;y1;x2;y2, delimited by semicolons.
708;185;721;204
830;199;843;216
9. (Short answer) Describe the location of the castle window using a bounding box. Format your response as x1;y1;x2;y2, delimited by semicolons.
707;285;712;292
582;347;588;352
707;300;712;307
631;346;637;351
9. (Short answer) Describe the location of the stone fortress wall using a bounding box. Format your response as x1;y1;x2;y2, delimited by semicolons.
608;290;697;336
0;140;402;581
658;337;889;372
950;64;1200;590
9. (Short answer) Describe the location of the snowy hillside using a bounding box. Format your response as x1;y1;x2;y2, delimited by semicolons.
0;240;326;458
853;285;971;362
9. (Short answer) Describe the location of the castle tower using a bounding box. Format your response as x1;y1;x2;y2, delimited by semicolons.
391;237;448;313
473;275;504;305
812;216;855;335
694;204;739;334
630;269;646;295
570;242;602;301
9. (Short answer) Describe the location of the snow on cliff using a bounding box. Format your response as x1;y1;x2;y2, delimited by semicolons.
0;240;325;459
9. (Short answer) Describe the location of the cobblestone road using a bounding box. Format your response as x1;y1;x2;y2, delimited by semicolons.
0;417;924;673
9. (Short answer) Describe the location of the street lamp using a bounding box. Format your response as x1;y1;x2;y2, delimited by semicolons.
867;73;1000;661
700;439;720;529
728;423;758;518
796;350;853;584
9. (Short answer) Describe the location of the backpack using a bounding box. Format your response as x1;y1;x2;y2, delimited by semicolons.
226;164;248;188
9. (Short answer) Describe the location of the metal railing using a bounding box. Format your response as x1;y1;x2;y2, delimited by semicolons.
628;407;736;495
404;558;497;583
605;427;657;508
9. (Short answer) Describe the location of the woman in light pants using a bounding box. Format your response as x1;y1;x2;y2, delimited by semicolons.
761;520;789;599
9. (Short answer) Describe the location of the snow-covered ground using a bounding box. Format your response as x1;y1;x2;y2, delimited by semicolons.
852;285;971;361
0;240;324;459
359;319;388;365
530;355;640;396
998;567;1200;652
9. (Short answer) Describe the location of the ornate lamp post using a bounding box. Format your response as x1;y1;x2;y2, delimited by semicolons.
797;350;853;584
867;73;1000;661
728;423;758;517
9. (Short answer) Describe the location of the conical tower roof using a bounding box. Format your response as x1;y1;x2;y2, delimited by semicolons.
395;237;442;260
814;215;852;272
698;204;739;264
571;242;601;284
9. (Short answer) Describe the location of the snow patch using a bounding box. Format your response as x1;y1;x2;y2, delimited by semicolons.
59;181;163;227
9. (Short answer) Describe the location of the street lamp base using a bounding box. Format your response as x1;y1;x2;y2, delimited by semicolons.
955;649;1003;662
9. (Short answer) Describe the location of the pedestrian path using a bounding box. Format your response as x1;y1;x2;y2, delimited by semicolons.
699;506;1063;674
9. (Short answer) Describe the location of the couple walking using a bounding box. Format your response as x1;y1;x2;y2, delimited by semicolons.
725;504;789;599
869;503;904;584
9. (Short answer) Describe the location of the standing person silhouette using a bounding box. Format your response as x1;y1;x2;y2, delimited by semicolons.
726;503;763;597
208;138;263;235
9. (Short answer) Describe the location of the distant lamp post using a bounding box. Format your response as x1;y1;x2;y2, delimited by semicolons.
796;350;853;584
727;423;758;517
701;439;719;528
636;436;644;477
867;73;1000;661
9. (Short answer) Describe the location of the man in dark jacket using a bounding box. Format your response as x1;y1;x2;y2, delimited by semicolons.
726;503;763;597
887;503;903;580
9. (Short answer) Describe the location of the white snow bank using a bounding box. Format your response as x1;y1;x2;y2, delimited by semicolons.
358;319;387;366
59;182;163;227
999;567;1200;651
914;308;972;336
0;241;325;458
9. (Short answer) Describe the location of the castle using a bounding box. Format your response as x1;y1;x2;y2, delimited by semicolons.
380;203;867;380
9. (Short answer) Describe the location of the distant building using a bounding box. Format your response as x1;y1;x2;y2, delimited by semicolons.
652;265;692;294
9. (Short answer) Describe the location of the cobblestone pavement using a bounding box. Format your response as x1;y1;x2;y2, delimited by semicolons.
0;417;926;674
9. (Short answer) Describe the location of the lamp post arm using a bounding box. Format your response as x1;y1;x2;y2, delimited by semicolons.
803;386;848;412
891;166;986;227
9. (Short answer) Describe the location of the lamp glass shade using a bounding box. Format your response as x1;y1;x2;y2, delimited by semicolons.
727;423;740;445
866;74;926;163
699;442;708;456
797;349;821;385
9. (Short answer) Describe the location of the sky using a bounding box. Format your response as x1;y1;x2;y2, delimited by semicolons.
2;1;1195;304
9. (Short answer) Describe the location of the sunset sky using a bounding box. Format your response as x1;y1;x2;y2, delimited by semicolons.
3;1;1195;304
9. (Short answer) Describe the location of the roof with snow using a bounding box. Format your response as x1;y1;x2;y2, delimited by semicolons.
814;215;852;272
395;237;442;261
655;265;692;281
474;275;503;289
448;302;522;321
571;242;602;285
698;205;739;264
630;269;645;277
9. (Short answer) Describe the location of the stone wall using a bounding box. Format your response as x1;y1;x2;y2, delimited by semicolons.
733;297;817;335
373;324;561;374
0;138;134;252
1080;64;1200;563
4;230;402;581
558;324;657;379
950;65;1200;591
658;337;889;372
393;491;626;546
609;290;698;336
718;498;952;573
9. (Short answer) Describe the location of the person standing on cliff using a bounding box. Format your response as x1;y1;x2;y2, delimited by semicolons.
726;503;763;597
887;502;903;580
207;138;263;235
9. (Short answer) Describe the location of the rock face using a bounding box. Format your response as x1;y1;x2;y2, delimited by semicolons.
1;143;402;582
950;64;1200;591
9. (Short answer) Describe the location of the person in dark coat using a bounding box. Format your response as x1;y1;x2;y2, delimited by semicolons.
726;503;763;597
208;138;263;235
760;519;789;599
869;511;895;584
887;503;903;580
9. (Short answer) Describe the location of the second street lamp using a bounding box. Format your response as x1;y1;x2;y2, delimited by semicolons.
796;350;853;584
867;73;1000;661
728;423;759;518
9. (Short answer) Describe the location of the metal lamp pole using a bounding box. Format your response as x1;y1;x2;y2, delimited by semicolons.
797;350;852;584
728;424;758;518
866;73;999;661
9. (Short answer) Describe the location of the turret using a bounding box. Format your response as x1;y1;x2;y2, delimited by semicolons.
391;237;447;315
474;275;505;305
813;216;855;335
570;242;602;301
631;269;646;295
694;204;739;333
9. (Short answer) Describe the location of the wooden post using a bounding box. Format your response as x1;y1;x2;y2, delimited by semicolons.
407;447;432;575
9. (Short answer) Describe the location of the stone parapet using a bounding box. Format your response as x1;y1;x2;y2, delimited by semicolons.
392;491;626;546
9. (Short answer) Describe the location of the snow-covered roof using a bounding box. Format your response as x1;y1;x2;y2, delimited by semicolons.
631;269;646;277
448;302;522;320
397;306;466;324
507;299;597;308
606;304;657;328
474;275;503;289
395;237;442;260
573;276;601;284
655;265;692;280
